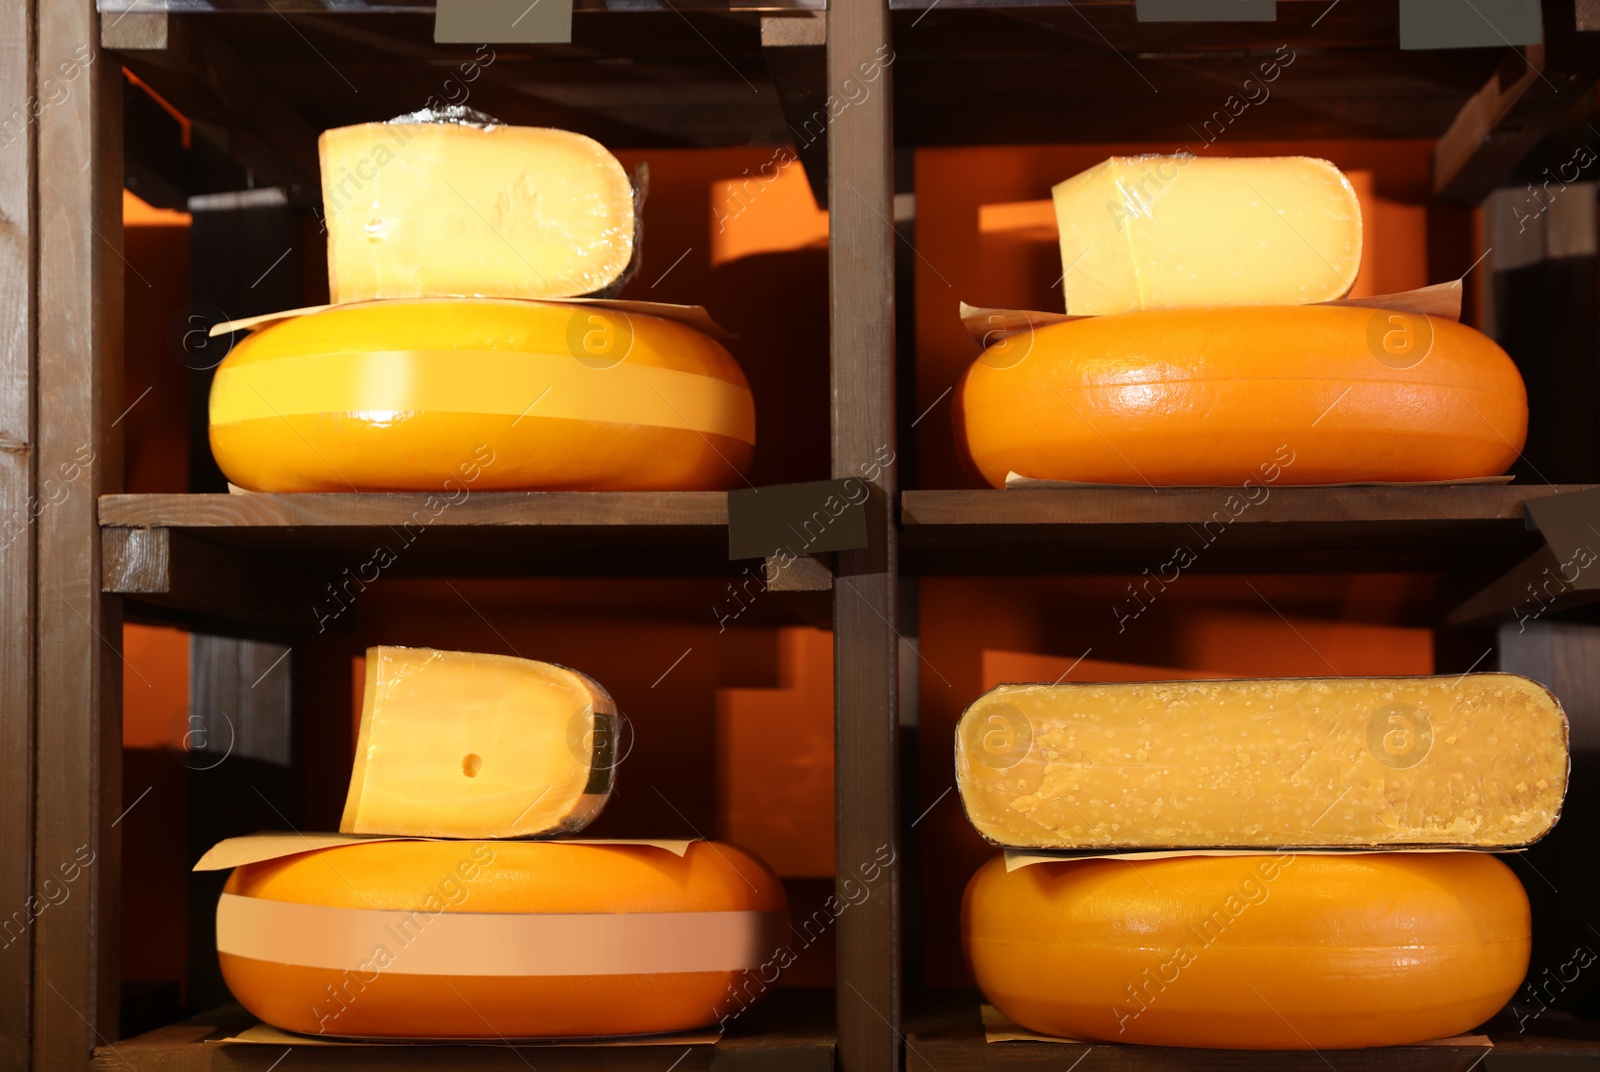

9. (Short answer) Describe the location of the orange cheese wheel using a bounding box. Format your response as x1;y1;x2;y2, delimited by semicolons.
963;852;1528;1049
955;305;1527;487
209;299;755;492
218;840;788;1039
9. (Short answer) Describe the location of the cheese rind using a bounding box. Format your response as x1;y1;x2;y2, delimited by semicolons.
320;122;636;303
208;299;756;492
955;304;1527;487
964;852;1530;1048
219;840;789;1038
1053;155;1362;314
341;646;616;839
956;674;1567;849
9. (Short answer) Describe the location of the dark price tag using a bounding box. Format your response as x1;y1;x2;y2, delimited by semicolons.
435;0;573;44
1525;488;1600;590
1136;0;1275;22
727;478;870;561
1399;0;1541;50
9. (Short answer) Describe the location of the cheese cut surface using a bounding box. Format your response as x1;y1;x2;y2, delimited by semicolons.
956;675;1567;849
219;840;788;1038
964;852;1530;1049
956;304;1526;487
320;122;635;303
341;647;616;839
1053;155;1361;314
209;299;755;492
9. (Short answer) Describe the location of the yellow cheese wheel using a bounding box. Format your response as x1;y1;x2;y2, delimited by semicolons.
209;299;755;492
963;852;1529;1049
956;305;1527;487
219;840;788;1039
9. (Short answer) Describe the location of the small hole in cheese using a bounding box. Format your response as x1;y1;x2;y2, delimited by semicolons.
462;753;483;778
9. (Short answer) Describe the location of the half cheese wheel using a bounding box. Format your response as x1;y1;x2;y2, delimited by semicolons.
320;122;636;303
341;647;618;839
1053;156;1363;315
208;299;755;492
219;840;788;1039
956;305;1527;487
964;852;1529;1049
956;674;1568;850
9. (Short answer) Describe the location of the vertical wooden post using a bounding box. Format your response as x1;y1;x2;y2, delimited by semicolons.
185;635;295;1011
35;0;123;1062
1498;620;1600;1016
0;0;36;1067
828;0;900;1068
1483;181;1600;482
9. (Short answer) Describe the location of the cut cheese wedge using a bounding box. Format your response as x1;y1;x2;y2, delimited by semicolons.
1053;155;1361;314
341;647;616;839
218;840;788;1038
964;851;1529;1048
208;298;755;492
956;304;1527;487
320;122;636;303
957;675;1568;850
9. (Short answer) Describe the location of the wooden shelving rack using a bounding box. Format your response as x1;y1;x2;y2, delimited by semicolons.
8;0;1600;1070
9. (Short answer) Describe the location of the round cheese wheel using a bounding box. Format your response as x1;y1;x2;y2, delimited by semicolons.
218;840;788;1039
955;305;1527;487
963;852;1529;1049
209;299;756;492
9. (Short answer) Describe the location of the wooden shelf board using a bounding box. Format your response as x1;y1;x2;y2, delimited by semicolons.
899;485;1593;575
96;992;835;1072
99;492;738;577
107;7;797;152
102;0;1537;151
907;993;1600;1070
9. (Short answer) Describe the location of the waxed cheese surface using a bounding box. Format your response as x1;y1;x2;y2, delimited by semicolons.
955;304;1527;488
219;840;789;1039
1052;155;1361;314
963;852;1529;1049
341;647;614;838
320;122;635;303
956;674;1567;849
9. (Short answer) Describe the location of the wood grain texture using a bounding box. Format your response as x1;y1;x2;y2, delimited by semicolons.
98;492;738;580
34;0;123;1063
100;491;731;528
901;486;1593;577
0;0;34;1065
829;0;900;1069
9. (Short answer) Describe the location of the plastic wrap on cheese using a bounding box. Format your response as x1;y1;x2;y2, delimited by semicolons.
341;646;617;838
955;674;1568;850
1052;155;1362;314
319;116;637;302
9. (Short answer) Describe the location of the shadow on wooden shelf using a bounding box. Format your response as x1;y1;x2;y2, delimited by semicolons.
97;990;835;1072
100;491;736;581
906;991;1600;1070
899;485;1596;578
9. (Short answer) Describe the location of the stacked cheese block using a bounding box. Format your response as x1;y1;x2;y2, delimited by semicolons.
956;156;1528;487
956;674;1569;1048
218;647;787;1039
209;115;756;492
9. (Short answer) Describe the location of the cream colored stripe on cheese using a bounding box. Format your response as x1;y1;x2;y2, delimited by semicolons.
211;350;756;445
216;893;784;976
